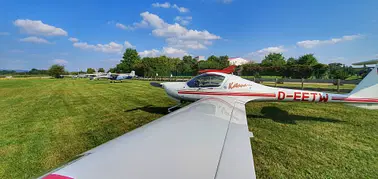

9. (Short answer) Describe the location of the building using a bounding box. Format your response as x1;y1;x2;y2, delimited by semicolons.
194;56;205;61
228;57;250;66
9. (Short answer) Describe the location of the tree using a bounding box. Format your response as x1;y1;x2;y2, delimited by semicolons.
177;60;193;75
328;63;350;79
180;55;198;75
29;68;48;75
118;48;141;73
312;64;328;79
284;65;314;79
87;68;95;74
261;53;286;67
287;57;297;66
48;64;65;78
98;68;105;73
198;55;229;70
218;55;230;68
241;63;262;77
297;54;318;66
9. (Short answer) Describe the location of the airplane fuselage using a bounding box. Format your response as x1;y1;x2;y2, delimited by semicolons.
161;72;378;105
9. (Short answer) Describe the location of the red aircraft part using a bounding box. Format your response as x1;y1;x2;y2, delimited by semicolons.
198;65;236;74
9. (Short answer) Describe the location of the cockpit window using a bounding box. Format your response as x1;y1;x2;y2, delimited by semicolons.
187;74;225;88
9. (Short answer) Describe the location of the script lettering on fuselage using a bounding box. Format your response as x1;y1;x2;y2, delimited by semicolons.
277;91;328;102
228;82;250;89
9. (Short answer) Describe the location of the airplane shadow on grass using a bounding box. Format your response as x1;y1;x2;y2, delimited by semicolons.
125;105;170;115
247;106;344;124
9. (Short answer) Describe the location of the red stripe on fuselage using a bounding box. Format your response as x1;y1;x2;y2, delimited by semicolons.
178;91;277;97
332;96;378;103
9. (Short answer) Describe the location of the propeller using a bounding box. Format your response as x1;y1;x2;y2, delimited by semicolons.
150;82;163;88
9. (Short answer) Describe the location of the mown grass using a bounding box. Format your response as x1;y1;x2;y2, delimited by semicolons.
0;79;377;178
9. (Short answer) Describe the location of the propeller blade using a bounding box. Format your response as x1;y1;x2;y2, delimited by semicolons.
150;82;163;88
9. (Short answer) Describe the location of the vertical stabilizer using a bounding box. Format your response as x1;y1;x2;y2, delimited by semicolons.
349;66;378;99
347;61;378;109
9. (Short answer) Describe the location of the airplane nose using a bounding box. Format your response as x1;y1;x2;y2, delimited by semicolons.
161;82;181;100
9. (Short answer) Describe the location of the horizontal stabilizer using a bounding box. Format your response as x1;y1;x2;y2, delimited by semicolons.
352;59;378;66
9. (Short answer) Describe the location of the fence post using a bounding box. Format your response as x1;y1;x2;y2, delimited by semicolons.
301;78;304;90
275;78;278;87
337;79;341;93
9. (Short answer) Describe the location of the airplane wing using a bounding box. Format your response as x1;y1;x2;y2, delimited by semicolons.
40;97;256;179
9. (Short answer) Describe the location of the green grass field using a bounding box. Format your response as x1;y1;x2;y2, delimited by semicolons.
0;79;377;178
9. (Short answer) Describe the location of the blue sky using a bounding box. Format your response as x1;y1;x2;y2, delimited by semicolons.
1;0;377;71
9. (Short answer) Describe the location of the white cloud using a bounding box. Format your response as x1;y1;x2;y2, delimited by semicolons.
152;2;171;8
172;4;189;13
152;2;189;13
0;32;10;36
73;42;123;53
124;41;135;49
53;59;68;65
152;23;188;37
116;23;133;30
166;38;207;49
68;37;79;42
248;46;286;57
132;12;220;50
139;49;161;57
20;36;52;44
72;40;134;53
139;47;188;58
14;19;67;36
162;47;188;57
138;12;166;29
174;16;192;26
297;34;362;48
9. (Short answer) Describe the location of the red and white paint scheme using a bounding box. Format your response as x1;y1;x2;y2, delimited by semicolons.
160;62;378;109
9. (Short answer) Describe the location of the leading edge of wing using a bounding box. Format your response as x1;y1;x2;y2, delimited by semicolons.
214;100;256;179
40;97;254;179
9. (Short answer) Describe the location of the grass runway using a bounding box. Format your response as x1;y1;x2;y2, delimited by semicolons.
0;79;377;178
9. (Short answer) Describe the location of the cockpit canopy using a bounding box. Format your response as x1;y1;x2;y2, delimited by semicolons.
187;73;226;88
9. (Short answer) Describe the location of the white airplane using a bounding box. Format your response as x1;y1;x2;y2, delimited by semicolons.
109;71;136;82
40;61;377;179
91;72;112;80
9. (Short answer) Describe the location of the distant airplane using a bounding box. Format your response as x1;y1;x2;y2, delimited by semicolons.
109;71;136;82
40;60;377;179
90;73;111;80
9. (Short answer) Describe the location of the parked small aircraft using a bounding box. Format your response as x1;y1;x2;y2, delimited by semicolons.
90;73;112;80
40;60;377;179
109;71;136;82
153;60;378;112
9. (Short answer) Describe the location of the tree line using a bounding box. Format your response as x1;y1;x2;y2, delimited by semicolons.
108;48;230;77
109;48;368;79
241;53;368;79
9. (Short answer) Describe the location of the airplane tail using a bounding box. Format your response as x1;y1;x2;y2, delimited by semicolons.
347;61;378;109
